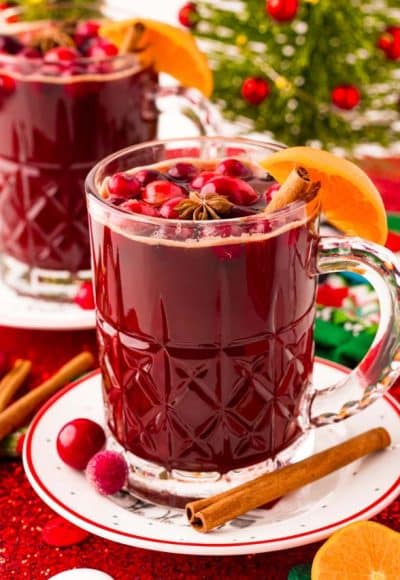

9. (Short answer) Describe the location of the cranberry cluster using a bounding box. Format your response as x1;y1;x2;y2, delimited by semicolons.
105;158;276;220
0;20;119;75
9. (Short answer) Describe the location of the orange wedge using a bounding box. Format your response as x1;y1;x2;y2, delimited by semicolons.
261;146;387;245
311;521;400;580
100;19;213;97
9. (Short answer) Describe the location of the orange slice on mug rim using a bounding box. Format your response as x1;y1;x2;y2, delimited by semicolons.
311;521;400;580
261;146;388;245
100;19;213;97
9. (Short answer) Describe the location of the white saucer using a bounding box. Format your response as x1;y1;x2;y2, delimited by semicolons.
0;277;95;330
23;359;400;556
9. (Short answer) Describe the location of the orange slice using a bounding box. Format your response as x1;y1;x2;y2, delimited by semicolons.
100;19;213;97
311;521;400;580
261;146;387;244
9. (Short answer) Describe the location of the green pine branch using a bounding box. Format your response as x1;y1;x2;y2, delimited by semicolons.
15;0;100;21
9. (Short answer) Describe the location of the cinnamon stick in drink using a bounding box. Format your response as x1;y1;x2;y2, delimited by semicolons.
0;359;31;413
265;166;320;214
0;352;95;441
186;427;391;533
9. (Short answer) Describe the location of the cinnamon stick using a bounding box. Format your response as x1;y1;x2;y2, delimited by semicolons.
0;359;31;413
265;166;320;214
0;352;95;441
186;427;390;533
119;22;146;55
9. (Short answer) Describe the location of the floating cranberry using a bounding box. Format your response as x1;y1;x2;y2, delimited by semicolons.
74;281;95;310
0;72;15;94
190;171;217;189
0;34;22;55
56;418;106;470
44;46;79;65
86;450;128;495
75;20;100;42
142;180;184;206
108;172;141;199
20;46;41;59
160;196;186;218
120;199;160;216
134;169;163;186
87;38;119;58
216;158;251;178
201;176;259;206
167;162;199;181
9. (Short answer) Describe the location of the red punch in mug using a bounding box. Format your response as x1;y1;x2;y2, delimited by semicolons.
0;6;217;299
86;137;400;507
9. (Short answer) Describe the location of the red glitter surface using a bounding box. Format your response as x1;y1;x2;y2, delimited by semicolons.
0;326;399;579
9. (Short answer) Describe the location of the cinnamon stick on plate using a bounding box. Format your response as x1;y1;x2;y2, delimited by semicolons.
264;166;321;214
0;351;95;441
186;427;391;533
0;359;31;413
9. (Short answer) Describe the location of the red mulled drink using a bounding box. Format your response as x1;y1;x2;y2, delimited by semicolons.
87;138;320;506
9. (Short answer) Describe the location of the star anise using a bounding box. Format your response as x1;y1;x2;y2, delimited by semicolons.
176;191;233;220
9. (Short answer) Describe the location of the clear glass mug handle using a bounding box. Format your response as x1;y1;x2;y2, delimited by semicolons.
153;86;221;136
310;236;400;426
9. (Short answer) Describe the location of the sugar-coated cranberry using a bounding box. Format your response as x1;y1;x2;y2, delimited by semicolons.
19;46;41;59
142;180;184;206
190;171;218;189
87;38;119;58
108;172;141;199
86;450;128;495
160;195;186;218
44;46;79;65
0;72;15;94
134;169;164;186
264;183;280;203
74;281;95;310
0;34;23;55
75;20;100;41
120;199;160;216
216;158;252;178
56;418;106;470
167;162;199;181
201;176;259;206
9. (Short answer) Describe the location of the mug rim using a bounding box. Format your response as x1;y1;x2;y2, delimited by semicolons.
85;135;319;228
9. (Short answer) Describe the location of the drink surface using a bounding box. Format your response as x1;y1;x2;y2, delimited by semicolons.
91;158;319;473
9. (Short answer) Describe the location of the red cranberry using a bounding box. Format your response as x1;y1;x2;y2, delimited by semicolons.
0;34;22;55
74;281;95;310
191;171;218;189
75;20;100;41
44;46;79;65
167;162;199;181
160;196;186;218
201;176;259;206
120;199;160;216
87;38;119;58
56;418;106;470
135;169;163;186
20;46;41;59
142;180;184;206
0;72;15;94
108;172;141;199
216;158;252;178
264;183;280;203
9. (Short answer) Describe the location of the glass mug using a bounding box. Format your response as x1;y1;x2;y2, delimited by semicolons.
0;5;217;299
86;137;400;507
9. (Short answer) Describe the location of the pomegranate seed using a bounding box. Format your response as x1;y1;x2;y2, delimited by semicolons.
0;72;15;94
191;171;217;189
135;169;163;186
167;162;199;181
87;38;119;58
160;195;186;218
201;176;259;206
216;158;251;178
108;173;141;199
44;46;79;65
142;180;184;206
120;199;160;216
74;281;95;310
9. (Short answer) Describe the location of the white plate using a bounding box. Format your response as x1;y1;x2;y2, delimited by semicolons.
0;277;95;330
23;359;400;556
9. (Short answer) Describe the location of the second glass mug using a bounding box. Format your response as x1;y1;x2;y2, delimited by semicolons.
0;6;217;299
86;137;400;508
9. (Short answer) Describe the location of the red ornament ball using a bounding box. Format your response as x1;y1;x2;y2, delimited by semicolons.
241;77;270;105
377;26;400;60
266;0;298;22
178;2;198;28
331;84;361;110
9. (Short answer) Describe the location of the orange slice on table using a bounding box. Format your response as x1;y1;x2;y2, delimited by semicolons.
100;19;213;97
311;521;400;580
261;146;388;245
